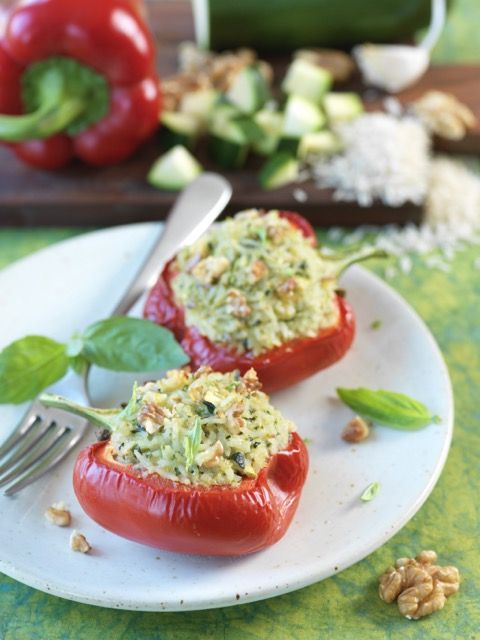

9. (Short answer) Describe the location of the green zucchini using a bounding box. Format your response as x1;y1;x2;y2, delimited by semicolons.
282;58;332;103
148;145;203;191
234;116;264;144
226;64;270;114
277;137;300;155
323;92;364;123
208;119;249;169
283;95;326;138
209;102;242;129
252;110;283;156
160;112;201;150
180;89;219;131
298;130;342;159
259;152;299;190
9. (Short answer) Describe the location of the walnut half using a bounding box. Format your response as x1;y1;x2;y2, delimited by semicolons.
378;550;460;620
44;502;71;527
70;531;92;554
412;90;476;141
341;416;370;443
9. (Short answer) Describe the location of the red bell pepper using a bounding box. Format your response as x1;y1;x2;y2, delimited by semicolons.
73;432;308;556
0;0;160;169
144;211;382;393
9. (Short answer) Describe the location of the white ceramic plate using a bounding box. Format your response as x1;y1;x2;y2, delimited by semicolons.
0;224;453;612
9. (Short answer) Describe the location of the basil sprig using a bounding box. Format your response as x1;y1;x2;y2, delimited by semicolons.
360;481;381;502
337;387;440;430
0;318;189;405
184;417;202;468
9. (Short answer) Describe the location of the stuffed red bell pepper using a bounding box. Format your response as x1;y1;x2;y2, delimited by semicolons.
0;0;160;169
41;367;309;556
144;209;384;393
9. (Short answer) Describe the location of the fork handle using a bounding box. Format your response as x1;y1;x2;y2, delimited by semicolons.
111;173;232;317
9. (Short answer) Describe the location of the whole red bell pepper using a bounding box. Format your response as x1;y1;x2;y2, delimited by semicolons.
0;0;160;169
144;211;382;393
73;432;308;556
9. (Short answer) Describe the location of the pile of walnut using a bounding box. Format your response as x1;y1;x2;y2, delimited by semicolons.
379;550;460;619
162;43;273;112
412;90;476;141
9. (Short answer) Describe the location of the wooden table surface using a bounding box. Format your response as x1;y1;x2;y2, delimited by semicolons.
0;0;479;227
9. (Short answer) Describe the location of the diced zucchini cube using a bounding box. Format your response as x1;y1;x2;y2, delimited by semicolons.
282;58;332;103
148;145;202;191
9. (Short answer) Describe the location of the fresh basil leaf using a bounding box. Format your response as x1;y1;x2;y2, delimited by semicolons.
66;333;84;358
81;317;189;372
337;387;439;430
184;417;202;468
361;481;380;502
68;353;89;375
0;336;69;404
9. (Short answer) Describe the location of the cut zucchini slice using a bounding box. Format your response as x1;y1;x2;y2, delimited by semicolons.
148;145;202;190
277;137;300;155
234;116;264;144
259;152;299;190
298;130;342;159
252;110;283;155
160;111;201;150
324;92;364;123
226;65;270;114
208;119;249;169
283;95;326;138
180;89;219;131
209;102;242;129
282;58;332;103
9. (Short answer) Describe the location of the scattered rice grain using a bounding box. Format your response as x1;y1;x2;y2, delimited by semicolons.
293;188;308;203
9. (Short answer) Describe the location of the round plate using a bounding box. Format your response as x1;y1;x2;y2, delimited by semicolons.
0;224;453;611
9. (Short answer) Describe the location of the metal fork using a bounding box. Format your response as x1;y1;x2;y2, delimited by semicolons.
0;173;232;496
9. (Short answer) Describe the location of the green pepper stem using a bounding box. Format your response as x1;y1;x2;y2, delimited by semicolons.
320;247;388;278
39;393;119;430
0;67;86;142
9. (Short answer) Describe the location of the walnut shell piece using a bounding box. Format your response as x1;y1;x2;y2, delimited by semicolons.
378;550;460;619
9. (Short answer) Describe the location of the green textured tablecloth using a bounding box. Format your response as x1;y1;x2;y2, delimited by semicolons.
1;1;479;637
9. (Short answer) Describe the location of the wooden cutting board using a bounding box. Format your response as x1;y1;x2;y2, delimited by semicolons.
0;0;479;227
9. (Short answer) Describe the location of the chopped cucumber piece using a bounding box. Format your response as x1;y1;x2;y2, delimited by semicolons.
259;152;299;190
282;58;332;103
298;131;342;159
208;136;248;169
160;111;201;150
208;119;249;169
277;137;300;155
209;102;242;130
148;145;202;190
324;92;364;123
180;89;219;131
234;116;264;144
209;116;247;143
283;95;326;138
226;65;270;114
252;110;283;155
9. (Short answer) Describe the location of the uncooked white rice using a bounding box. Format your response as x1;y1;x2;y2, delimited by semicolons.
312;113;430;207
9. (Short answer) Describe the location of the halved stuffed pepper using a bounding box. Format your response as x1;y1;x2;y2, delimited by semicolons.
145;209;382;392
41;366;309;556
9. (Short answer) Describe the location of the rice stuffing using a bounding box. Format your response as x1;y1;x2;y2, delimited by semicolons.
109;367;295;487
171;209;339;355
